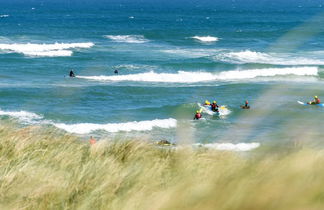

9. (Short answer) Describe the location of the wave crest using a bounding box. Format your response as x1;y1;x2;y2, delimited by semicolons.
215;50;324;65
53;118;177;134
192;36;219;42
104;35;149;43
0;110;43;123
0;42;94;57
77;67;318;83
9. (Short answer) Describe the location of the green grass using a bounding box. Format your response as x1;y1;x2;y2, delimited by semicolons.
0;123;324;210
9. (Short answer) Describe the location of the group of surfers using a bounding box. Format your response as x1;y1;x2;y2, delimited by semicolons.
194;96;321;120
68;70;320;121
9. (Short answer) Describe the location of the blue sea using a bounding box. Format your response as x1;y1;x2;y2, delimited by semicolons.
1;0;324;150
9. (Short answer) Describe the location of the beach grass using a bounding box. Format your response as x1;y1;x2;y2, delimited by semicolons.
0;123;324;210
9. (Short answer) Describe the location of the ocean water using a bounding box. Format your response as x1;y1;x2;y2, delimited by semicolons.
1;0;324;150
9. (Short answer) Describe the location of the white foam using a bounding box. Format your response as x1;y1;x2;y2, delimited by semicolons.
104;35;149;43
53;118;177;134
215;50;324;65
77;67;318;83
24;50;73;57
0;15;9;18
192;36;219;42
0;42;94;57
193;142;260;151
0;110;43;123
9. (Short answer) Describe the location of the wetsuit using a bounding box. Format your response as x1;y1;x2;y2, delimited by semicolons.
211;103;219;112
69;71;75;77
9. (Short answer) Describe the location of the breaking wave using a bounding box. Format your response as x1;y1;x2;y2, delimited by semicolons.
77;67;318;83
53;118;177;134
0;15;9;18
0;42;94;57
104;35;149;43
0;108;177;134
215;50;324;65
0;109;43;124
192;36;219;42
193;142;260;151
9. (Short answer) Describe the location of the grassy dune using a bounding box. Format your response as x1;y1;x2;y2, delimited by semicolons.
0;124;324;210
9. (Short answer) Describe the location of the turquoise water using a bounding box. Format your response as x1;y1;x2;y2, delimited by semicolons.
1;0;324;148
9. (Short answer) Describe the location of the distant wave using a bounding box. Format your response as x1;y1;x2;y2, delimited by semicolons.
77;67;318;83
104;35;149;43
161;48;223;58
215;50;324;65
0;15;9;18
193;142;260;151
53;118;177;134
192;36;219;42
0;109;43;124
0;42;94;57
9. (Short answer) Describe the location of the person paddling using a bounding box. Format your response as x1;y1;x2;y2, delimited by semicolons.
69;70;75;77
308;96;320;105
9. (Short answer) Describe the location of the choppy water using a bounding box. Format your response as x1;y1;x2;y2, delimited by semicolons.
1;0;324;150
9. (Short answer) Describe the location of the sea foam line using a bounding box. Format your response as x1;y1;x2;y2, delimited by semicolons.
0;15;9;18
52;118;177;134
215;50;324;65
77;67;318;83
104;35;149;43
193;142;260;151
0;42;94;57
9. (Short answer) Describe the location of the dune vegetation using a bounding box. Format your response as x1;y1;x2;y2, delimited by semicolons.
0;123;324;210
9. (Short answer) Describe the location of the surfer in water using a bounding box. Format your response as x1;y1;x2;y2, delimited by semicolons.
194;110;202;120
241;100;250;109
69;70;75;77
114;69;118;74
211;101;219;112
308;96;320;105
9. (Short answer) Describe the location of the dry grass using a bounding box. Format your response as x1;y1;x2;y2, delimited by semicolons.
0;123;324;210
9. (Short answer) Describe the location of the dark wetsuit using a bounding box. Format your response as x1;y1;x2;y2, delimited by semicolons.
69;71;75;77
114;70;118;74
211;103;219;112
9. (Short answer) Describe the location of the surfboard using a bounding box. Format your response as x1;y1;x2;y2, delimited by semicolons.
297;101;324;107
197;103;230;116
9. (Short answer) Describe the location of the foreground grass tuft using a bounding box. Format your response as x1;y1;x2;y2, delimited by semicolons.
0;124;324;210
